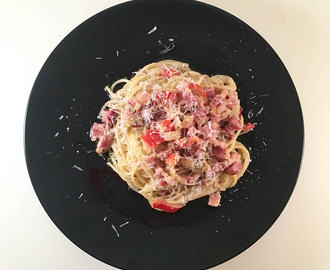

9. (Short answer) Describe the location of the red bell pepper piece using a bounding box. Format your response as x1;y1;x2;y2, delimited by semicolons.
188;83;208;103
162;67;180;79
241;122;255;132
166;153;181;168
161;119;175;131
166;91;178;102
141;130;164;148
152;200;184;213
153;91;179;103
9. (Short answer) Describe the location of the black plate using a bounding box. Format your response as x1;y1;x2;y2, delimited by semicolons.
25;0;303;269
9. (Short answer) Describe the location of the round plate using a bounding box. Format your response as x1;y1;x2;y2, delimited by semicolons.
25;0;304;269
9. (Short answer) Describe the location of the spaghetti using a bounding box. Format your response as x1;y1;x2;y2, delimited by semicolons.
91;60;254;213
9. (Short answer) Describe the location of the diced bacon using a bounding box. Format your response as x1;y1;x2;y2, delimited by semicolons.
157;179;167;188
166;141;180;152
166;153;181;168
204;88;216;100
210;120;221;130
158;177;176;188
157;176;176;188
229;151;241;163
211;161;227;172
162;67;180;79
102;109;118;126
210;94;227;114
143;153;159;168
175;136;200;149
210;95;233;122
210;94;223;107
126;101;143;126
200;121;220;139
213;146;228;161
154;167;166;179
181;115;194;128
219;89;229;99
224;151;242;174
157;149;175;161
141;104;165;123
183;145;207;169
96;134;113;154
225;161;242;175
224;90;238;109
212;109;232;123
187;126;199;137
208;191;221;207
208;137;222;147
91;123;105;141
154;167;177;187
200;125;211;139
224;116;242;132
182;173;200;185
135;90;151;107
190;136;202;146
180;157;194;170
91;121;114;154
189;174;202;184
181;89;197;108
141;130;164;148
192;110;207;126
128;99;136;107
205;166;215;180
171;116;182;130
176;81;188;91
154;143;168;153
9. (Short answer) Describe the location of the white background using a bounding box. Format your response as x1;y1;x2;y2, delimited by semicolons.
1;0;330;269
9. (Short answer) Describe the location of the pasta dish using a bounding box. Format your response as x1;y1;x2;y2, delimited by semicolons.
91;60;254;213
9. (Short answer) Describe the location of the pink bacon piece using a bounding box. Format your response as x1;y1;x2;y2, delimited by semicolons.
91;123;106;141
208;191;221;207
96;134;113;154
102;109;119;126
225;161;242;175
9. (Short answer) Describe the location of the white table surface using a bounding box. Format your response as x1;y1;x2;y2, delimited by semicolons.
1;0;329;269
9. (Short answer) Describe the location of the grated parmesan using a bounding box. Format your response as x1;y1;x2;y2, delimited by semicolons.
119;221;129;227
111;224;120;237
247;109;253;119
147;26;157;34
256;106;264;116
73;165;83;171
158;40;175;54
